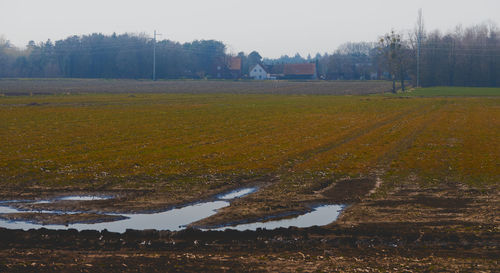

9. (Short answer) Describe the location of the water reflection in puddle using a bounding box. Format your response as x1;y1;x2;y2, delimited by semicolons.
0;200;231;233
58;195;111;201
218;188;256;200
31;195;112;204
89;201;229;232
0;206;22;214
215;205;344;231
0;187;344;232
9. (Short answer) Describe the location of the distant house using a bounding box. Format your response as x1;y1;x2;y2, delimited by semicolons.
213;56;242;79
284;63;317;79
268;63;316;80
249;64;268;80
248;62;317;80
226;57;242;79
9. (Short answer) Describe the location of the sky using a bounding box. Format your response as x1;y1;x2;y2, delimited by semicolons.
1;0;499;58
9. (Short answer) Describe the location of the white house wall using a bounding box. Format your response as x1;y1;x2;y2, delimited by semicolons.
249;64;268;80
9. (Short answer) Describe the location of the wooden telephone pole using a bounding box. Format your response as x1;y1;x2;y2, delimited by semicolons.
416;9;424;88
153;30;162;81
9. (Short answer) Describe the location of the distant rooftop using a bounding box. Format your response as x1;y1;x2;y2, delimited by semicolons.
228;57;241;71
268;63;316;76
283;63;316;75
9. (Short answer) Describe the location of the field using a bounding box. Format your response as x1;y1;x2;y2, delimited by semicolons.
0;80;499;272
0;78;395;95
399;86;500;97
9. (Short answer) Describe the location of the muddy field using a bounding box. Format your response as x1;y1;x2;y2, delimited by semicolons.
0;181;498;272
0;84;498;271
0;78;395;95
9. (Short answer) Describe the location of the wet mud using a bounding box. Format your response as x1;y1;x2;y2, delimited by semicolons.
0;213;127;225
0;219;498;272
0;180;497;271
0;178;371;230
191;177;375;229
321;178;376;203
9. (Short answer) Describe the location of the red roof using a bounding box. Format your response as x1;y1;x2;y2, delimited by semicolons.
228;57;241;71
283;63;316;75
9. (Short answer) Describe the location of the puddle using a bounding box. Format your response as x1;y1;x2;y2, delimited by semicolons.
214;205;345;231
33;200;52;204
32;195;112;203
82;201;230;232
0;200;32;204
0;188;345;232
0;205;82;215
57;195;111;201
0;201;230;232
0;206;22;214
218;188;256;200
0;188;255;232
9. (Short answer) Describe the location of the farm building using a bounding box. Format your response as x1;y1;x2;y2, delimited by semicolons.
248;63;317;80
268;63;317;80
213;56;242;79
226;57;242;79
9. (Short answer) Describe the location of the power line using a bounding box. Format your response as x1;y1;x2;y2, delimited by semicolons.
417;8;423;88
152;30;162;81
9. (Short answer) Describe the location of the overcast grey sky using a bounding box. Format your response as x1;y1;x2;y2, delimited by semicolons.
1;0;499;58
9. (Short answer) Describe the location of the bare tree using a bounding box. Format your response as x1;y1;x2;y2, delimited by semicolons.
379;30;408;92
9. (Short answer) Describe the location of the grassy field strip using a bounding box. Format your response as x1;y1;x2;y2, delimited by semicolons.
1;94;498;192
1;95;411;184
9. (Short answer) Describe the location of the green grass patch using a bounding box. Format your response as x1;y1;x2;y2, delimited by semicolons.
395;86;500;97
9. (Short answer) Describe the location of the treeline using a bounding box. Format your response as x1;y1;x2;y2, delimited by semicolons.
418;24;500;86
316;42;377;81
266;23;500;87
0;33;226;79
0;22;499;87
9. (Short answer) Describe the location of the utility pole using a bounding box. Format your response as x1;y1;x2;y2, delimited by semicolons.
153;30;162;81
416;9;423;88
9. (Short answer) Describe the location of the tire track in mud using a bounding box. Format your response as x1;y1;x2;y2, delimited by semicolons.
364;101;447;195
373;102;446;170
280;103;436;171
